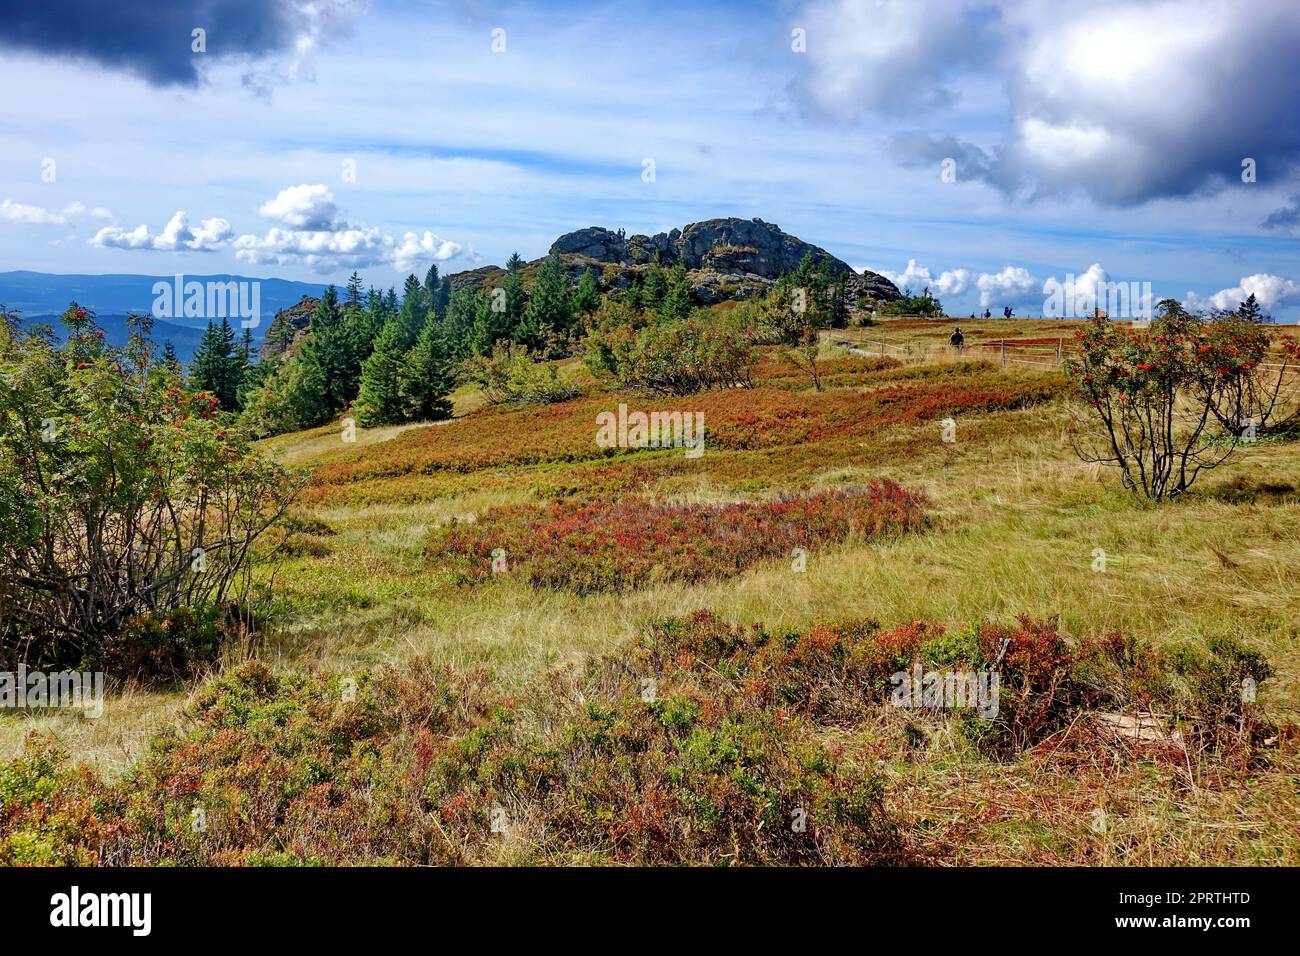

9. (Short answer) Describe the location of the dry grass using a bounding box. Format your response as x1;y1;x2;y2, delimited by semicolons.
5;316;1298;864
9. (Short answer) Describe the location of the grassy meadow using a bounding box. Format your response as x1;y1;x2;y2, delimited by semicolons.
4;315;1298;865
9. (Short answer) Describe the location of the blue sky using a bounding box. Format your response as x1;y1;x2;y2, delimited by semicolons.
2;0;1299;318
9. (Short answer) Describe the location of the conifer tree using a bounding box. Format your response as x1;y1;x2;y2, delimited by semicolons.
830;272;850;329
1239;293;1265;322
398;274;428;347
467;287;512;355
399;316;456;422
191;317;240;409
295;286;358;415
573;268;600;318
354;319;408;426
657;264;694;322
518;255;574;351
642;257;667;309
262;309;298;357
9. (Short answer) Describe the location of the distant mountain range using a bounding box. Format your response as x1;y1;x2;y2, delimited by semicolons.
0;270;330;362
0;270;329;323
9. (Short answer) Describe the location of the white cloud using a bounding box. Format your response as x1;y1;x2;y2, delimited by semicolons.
1;199;113;226
798;0;1300;206
793;0;991;118
91;211;232;252
232;225;461;273
84;185;462;272
392;231;462;271
876;259;1041;308
231;184;462;272
1184;274;1300;314
879;259;973;297
257;183;341;230
1067;264;1111;306
976;266;1039;308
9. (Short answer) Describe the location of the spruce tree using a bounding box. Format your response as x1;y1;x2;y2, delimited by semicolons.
354;319;408;426
830;272;850;329
191;317;240;409
295;286;359;415
433;275;452;319
573;268;600;317
399;316;456;422
398;274;427;346
263;309;298;357
1239;293;1265;322
642;257;667;309
519;255;574;352
657;264;693;322
501;264;528;340
467;287;512;355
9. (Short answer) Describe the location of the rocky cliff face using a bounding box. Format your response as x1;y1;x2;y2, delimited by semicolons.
259;294;318;358
452;218;899;305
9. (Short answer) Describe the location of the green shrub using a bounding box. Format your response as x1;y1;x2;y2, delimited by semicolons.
0;306;301;674
583;306;755;395
462;342;579;405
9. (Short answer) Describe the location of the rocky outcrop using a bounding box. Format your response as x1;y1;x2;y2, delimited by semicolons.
541;217;899;304
449;218;899;307
259;294;318;358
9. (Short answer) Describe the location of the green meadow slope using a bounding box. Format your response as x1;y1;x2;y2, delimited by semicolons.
4;318;1298;865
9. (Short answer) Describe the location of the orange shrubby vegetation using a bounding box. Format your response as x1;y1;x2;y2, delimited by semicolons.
1;611;1279;865
430;481;929;592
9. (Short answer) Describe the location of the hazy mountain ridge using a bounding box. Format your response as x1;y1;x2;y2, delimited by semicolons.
0;270;329;325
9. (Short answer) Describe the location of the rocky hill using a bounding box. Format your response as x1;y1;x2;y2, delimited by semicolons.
450;217;899;306
260;219;900;355
259;294;318;357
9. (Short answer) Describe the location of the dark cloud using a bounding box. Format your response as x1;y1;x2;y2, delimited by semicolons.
886;133;1010;190
1263;194;1300;233
795;0;1300;208
0;1;321;86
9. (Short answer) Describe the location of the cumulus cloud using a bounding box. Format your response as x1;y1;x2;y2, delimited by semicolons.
1183;274;1300;314
84;185;462;271
797;0;1300;206
392;232;463;271
0;0;366;89
880;259;973;297
792;0;997;118
1;199;112;226
976;266;1039;308
257;184;342;230
232;184;461;272
875;259;1041;308
91;212;233;251
1064;264;1112;306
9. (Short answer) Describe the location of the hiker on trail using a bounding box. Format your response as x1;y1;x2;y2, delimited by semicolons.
949;327;965;350
983;308;991;320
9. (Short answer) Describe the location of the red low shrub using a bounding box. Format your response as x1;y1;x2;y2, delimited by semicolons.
428;480;930;592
